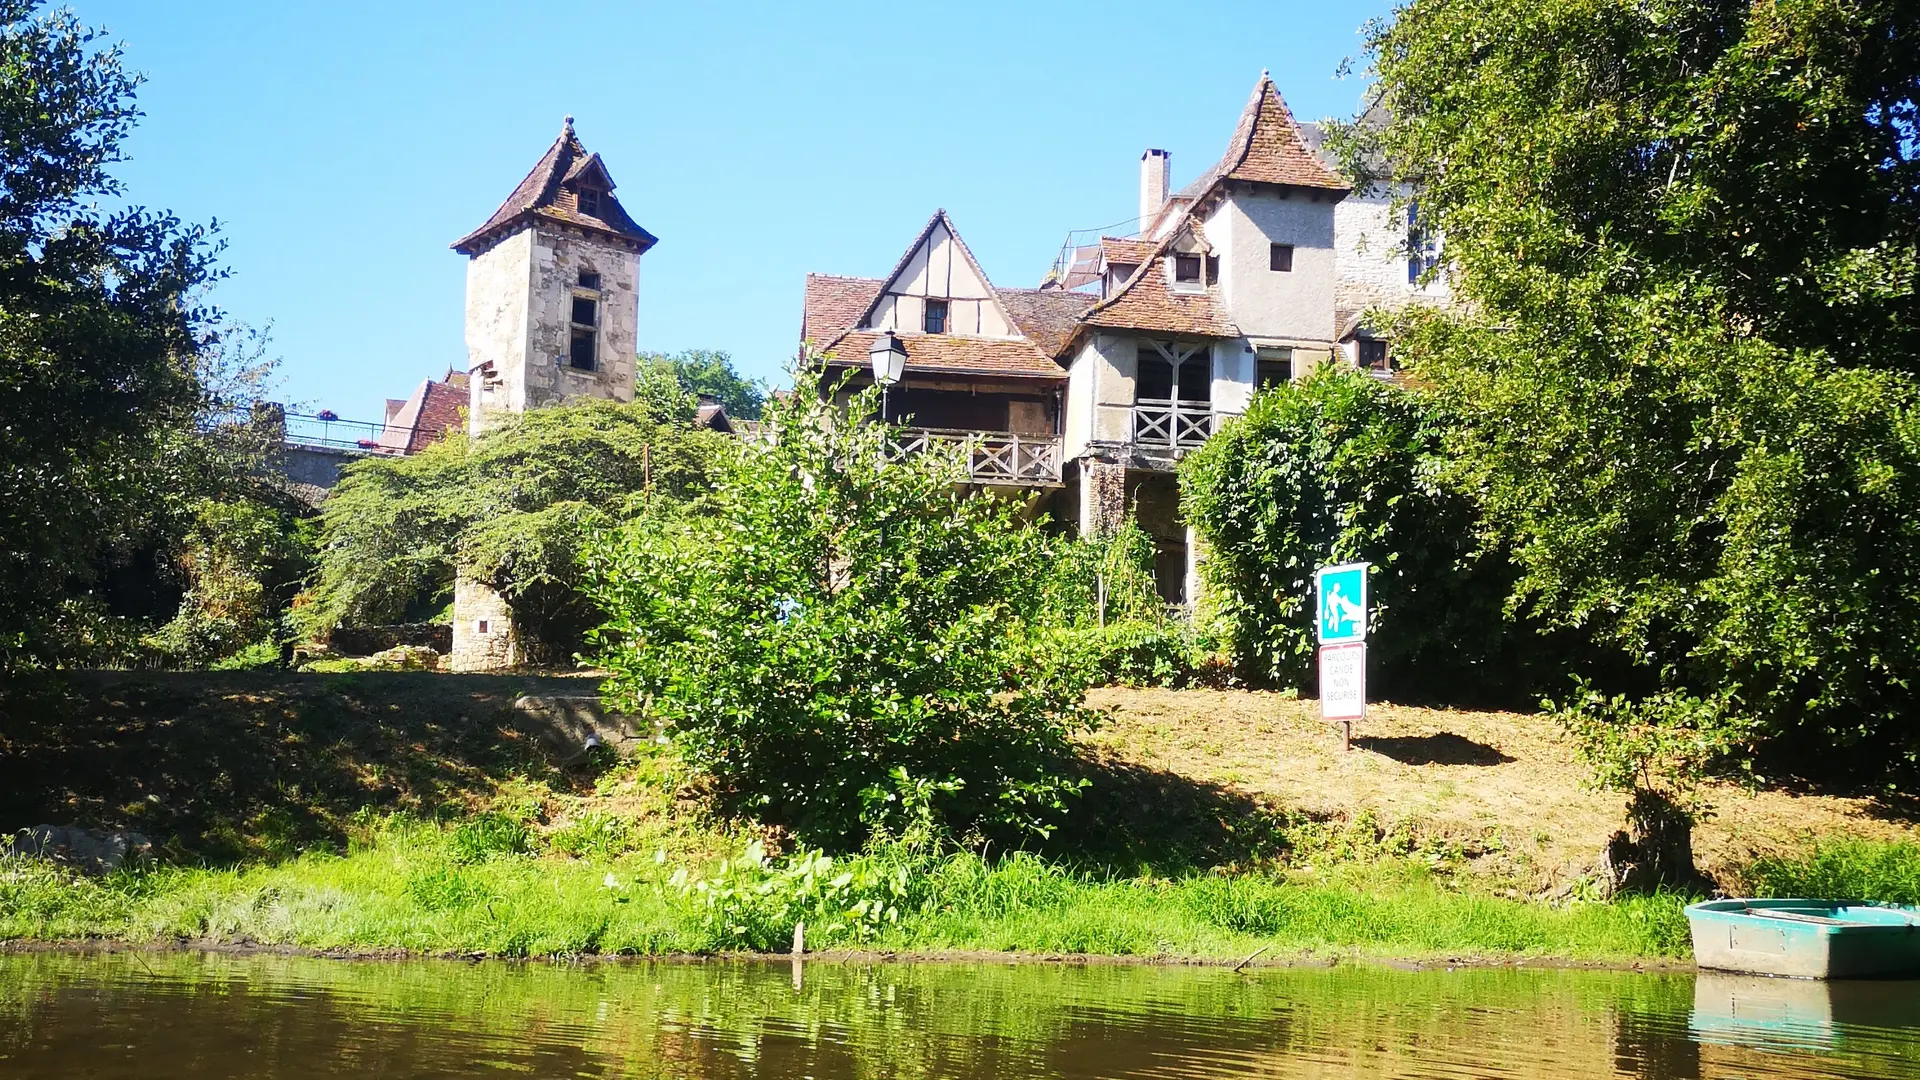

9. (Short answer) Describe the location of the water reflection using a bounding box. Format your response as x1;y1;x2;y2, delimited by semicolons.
1691;972;1920;1057
0;952;1914;1078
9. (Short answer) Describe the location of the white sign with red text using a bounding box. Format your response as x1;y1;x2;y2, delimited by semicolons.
1318;642;1367;722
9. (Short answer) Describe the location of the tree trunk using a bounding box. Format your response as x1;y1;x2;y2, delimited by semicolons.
1598;789;1702;895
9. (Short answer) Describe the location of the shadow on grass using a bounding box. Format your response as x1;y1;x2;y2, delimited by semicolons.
0;670;593;864
1353;732;1515;767
1039;753;1314;876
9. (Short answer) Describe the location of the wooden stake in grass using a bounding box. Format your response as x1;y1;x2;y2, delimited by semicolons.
1231;945;1270;973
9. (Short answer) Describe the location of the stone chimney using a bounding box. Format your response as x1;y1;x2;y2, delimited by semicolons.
1139;149;1170;235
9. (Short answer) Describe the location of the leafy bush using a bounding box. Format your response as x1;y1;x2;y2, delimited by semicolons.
1034;522;1162;628
667;839;928;951
1179;368;1536;701
1050;620;1225;688
589;376;1095;847
146;497;312;667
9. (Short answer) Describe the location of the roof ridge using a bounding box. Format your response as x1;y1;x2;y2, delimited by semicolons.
805;272;886;283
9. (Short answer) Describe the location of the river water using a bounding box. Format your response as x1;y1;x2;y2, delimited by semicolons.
1;952;1916;1078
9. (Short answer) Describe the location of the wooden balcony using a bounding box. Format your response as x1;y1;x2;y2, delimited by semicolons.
1129;399;1214;455
892;427;1063;486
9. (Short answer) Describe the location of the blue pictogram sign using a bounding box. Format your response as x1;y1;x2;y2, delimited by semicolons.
1315;562;1369;644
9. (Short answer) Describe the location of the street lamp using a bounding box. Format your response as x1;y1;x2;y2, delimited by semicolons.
867;330;907;422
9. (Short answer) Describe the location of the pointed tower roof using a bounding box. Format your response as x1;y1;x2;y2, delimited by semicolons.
452;116;659;256
1173;72;1350;206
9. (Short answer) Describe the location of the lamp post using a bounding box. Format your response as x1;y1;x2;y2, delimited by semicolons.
867;330;907;423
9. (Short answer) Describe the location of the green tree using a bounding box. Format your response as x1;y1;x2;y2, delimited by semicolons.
587;378;1095;847
638;349;767;420
303;400;726;659
1343;0;1920;780
0;1;226;669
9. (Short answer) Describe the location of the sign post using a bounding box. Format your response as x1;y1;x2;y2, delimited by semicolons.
1314;562;1369;750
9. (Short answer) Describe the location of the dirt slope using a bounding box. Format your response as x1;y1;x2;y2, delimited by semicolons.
1083;688;1917;890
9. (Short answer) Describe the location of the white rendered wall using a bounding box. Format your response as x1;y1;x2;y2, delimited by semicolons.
864;221;1013;338
464;229;533;433
1210;338;1254;416
1206;189;1338;343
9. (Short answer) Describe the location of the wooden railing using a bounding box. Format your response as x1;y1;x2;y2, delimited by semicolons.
1129;399;1214;454
892;427;1063;485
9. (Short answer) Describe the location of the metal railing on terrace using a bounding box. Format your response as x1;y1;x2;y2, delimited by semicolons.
282;412;402;453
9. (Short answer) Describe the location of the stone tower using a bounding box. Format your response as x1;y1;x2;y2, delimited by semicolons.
446;117;657;671
452;115;658;436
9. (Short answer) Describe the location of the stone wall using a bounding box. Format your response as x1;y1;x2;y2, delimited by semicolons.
1332;184;1452;315
327;623;451;657
1077;459;1128;537
520;225;639;412
449;577;515;672
464;224;641;434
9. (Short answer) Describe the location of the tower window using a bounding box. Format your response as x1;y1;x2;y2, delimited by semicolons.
577;270;601;290
578;189;602;218
1270;243;1294;272
571;296;598;326
570;328;597;370
924;298;948;334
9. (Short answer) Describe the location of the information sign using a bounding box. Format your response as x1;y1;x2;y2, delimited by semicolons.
1315;562;1369;644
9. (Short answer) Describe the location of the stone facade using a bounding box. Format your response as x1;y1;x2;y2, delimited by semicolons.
1331;183;1451;316
464;224;641;433
446;119;656;670
449;577;515;672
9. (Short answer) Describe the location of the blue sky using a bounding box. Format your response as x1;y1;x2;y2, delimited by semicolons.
85;0;1390;422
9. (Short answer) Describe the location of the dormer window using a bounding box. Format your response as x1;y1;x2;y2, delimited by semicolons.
577;188;603;218
1173;255;1202;284
924;298;948;334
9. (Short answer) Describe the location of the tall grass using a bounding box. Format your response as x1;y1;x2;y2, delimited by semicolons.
1746;838;1920;904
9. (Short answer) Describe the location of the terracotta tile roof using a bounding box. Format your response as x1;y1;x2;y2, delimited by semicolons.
1175;73;1349;202
1100;238;1157;267
452;118;658;255
378;375;467;455
822;330;1065;380
994;287;1099;357
801;274;883;346
801;210;1075;379
1074;218;1237;341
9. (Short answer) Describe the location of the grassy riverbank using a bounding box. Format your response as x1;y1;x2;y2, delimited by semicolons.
2;672;1915;964
2;822;1696;963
